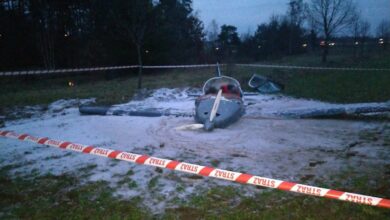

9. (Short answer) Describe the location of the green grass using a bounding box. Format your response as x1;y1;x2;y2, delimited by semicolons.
285;71;390;103
243;67;390;103
0;67;215;108
148;176;159;189
1;167;389;219
1;50;389;108
163;174;390;220
0;165;148;219
229;51;390;103
259;49;390;68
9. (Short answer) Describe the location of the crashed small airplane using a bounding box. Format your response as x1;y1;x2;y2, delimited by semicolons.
175;65;285;131
176;64;245;131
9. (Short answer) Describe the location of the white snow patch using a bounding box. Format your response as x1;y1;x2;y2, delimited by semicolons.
107;88;196;115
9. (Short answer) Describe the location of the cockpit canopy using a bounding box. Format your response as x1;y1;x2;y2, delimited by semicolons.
203;76;243;97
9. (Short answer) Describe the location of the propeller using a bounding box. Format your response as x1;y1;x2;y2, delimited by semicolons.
209;89;222;122
175;89;222;131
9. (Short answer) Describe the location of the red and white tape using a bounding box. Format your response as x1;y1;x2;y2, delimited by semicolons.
142;64;223;69
1;130;389;209
0;64;219;76
0;65;140;76
236;63;390;71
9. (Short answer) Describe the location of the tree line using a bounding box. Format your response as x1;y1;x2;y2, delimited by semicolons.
1;0;390;73
208;0;390;63
0;0;204;72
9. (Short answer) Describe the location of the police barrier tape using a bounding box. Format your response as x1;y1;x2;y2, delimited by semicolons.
142;64;223;69
1;130;390;209
0;64;220;76
0;65;140;76
236;64;390;71
2;63;390;76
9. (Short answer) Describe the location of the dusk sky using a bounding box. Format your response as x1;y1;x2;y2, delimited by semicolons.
193;0;390;36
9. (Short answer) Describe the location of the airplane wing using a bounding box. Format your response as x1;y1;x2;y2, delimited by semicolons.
79;87;390;119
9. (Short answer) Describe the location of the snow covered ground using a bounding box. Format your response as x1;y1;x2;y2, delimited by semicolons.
1;88;389;212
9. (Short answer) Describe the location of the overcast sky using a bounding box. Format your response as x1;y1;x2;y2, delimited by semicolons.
193;0;390;36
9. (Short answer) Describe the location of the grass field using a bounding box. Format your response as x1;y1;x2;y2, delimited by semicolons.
1;50;389;108
1;162;390;219
230;50;390;103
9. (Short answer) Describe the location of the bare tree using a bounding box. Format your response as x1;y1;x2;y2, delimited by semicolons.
207;19;219;42
30;0;56;69
377;20;390;50
306;0;357;62
287;0;305;54
288;0;305;27
112;0;153;89
352;12;370;58
358;20;370;56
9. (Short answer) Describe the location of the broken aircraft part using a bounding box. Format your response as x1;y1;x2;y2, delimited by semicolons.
248;74;283;94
